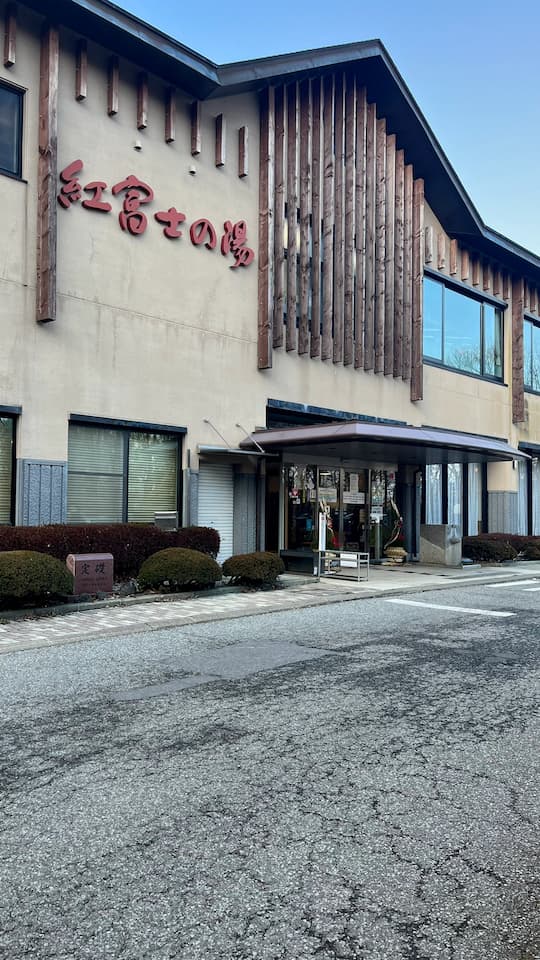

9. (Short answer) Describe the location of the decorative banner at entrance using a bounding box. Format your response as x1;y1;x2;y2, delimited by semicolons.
318;512;327;552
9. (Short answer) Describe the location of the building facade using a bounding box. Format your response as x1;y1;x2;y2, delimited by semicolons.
1;0;539;563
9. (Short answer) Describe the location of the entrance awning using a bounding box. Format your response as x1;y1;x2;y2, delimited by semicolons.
239;421;529;465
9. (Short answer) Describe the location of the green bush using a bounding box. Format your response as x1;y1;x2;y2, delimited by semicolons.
138;548;222;592
462;538;518;562
222;551;285;587
0;551;74;608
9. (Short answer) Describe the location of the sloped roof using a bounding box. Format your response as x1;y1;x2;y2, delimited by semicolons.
26;0;540;279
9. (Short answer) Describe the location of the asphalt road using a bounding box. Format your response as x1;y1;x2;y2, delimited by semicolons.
1;581;539;960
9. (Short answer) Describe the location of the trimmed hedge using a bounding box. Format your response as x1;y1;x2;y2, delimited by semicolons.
0;551;74;608
138;548;222;592
462;536;518;562
0;525;220;577
222;551;285;587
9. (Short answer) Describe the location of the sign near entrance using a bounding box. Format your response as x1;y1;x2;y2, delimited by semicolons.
343;492;366;505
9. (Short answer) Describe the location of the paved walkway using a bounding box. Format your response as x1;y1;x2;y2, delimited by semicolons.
1;562;539;655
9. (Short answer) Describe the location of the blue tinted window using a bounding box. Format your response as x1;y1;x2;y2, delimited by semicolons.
0;83;22;177
423;277;503;380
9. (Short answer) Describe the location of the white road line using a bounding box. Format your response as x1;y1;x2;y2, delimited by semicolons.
487;579;539;589
384;599;514;617
523;587;540;592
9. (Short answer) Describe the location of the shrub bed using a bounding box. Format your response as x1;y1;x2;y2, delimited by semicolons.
462;536;518;562
0;524;219;577
138;548;222;592
222;551;285;587
0;550;74;608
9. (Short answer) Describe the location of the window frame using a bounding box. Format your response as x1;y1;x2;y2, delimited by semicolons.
523;315;540;394
423;271;505;383
67;416;185;525
0;79;24;180
0;411;17;525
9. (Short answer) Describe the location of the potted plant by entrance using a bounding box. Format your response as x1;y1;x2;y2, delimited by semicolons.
383;498;407;562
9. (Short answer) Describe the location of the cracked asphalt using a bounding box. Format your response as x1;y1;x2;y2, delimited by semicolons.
1;581;539;960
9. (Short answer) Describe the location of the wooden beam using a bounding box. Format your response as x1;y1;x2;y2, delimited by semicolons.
354;85;367;370
310;78;321;359
523;280;529;311
530;286;537;315
482;261;491;292
272;86;285;348
238;125;248;178
257;87;274;369
321;74;334;361
393;148;404;378
75;38;87;101
493;268;501;297
437;232;445;271
383;133;395;375
503;272;510;300
363;101;376;371
4;3;16;68
286;82;298;353
461;248;469;282
137;73;148;130
190;100;201;156
411;178;424;401
402;163;413;382
298;79;310;356
449;238;458;276
424;225;433;264
472;258;480;287
107;56;119;116
512;277;525;423
374;117;386;374
37;24;59;323
164;87;175;142
215;113;225;167
333;73;345;364
343;75;355;366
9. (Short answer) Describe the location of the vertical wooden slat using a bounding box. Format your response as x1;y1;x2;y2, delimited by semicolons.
191;100;201;155
393;148;404;378
164;87;175;142
503;272;510;300
523;281;529;311
530;287;537;316
354;86;367;370
512;277;525;423
298;79;310;356
333;73;345;364
238;125;248;178
343;75;355;366
493;268;501;297
449;238;458;276
461;248;469;282
411;178;425;401
321;74;335;361
107;56;119;116
286;81;298;353
383;133;395;375
436;232;445;271
482;261;491;292
37;24;59;323
424;225;433;264
75;39;87;100
215;113;225;167
363;101;376;371
402;163;413;382
4;3;16;68
310;78;321;359
374;117;386;374
137;73;148;130
472;258;480;287
273;86;285;349
257;87;275;369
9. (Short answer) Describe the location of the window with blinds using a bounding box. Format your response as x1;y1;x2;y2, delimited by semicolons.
67;424;179;524
0;418;14;523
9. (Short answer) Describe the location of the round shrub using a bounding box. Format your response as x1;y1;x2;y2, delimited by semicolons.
138;548;222;592
222;551;285;587
0;551;74;608
462;537;518;562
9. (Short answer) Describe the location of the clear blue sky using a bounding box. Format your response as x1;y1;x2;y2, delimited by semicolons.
121;0;540;256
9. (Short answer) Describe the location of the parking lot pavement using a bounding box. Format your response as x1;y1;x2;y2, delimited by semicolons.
0;562;539;654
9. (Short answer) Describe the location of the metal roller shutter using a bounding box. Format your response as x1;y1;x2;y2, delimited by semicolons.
198;463;234;564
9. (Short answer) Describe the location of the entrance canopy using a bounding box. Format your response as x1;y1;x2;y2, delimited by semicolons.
240;421;529;466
